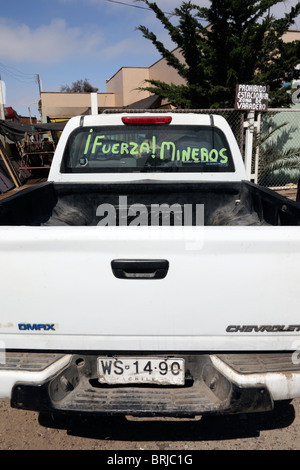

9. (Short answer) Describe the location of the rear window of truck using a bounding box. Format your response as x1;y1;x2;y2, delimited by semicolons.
61;125;235;173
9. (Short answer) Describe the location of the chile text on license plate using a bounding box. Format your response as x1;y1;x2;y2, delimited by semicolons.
97;357;185;385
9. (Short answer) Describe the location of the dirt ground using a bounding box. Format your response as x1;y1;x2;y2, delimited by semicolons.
0;397;300;450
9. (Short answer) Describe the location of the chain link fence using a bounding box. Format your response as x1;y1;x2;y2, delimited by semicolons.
192;109;246;154
199;108;300;189
258;108;300;188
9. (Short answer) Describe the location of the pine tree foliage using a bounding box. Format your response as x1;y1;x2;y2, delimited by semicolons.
136;0;300;108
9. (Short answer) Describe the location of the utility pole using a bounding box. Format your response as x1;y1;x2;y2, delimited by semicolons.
0;76;5;121
36;74;41;96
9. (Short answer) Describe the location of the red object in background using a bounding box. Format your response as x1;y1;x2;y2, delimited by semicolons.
4;107;17;121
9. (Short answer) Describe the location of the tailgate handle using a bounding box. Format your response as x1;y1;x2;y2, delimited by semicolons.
111;259;169;280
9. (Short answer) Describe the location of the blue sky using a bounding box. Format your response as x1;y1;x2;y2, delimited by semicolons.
0;0;299;119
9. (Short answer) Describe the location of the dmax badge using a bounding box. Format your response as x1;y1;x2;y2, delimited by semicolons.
18;323;56;331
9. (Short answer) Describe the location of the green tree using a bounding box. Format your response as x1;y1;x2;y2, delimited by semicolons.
60;79;98;93
137;0;300;108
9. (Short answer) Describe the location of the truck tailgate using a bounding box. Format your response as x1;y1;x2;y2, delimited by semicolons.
1;225;300;351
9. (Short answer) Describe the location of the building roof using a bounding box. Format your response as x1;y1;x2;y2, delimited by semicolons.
126;95;162;109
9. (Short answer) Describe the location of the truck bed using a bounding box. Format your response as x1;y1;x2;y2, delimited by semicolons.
0;180;300;226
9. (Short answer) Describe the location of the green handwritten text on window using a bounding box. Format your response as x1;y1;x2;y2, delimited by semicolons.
83;131;228;164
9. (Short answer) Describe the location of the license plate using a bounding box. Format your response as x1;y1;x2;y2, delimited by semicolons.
97;357;185;385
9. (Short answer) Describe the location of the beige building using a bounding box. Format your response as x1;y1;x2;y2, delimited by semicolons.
41;30;300;121
41;46;185;121
283;29;300;43
40;91;116;121
105;47;185;107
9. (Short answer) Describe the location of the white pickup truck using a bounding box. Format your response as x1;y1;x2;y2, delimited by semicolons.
0;110;300;417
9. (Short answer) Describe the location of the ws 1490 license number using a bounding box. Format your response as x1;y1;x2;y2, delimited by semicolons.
97;357;185;385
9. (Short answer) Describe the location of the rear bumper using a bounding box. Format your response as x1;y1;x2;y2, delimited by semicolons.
2;352;300;416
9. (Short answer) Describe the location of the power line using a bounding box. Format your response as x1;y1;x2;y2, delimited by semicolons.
0;63;36;83
105;0;172;14
106;0;149;10
0;62;34;78
0;70;34;83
